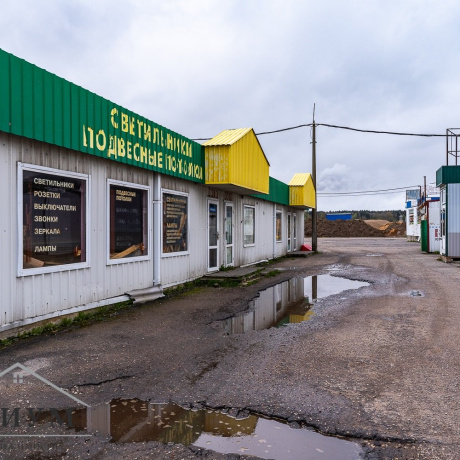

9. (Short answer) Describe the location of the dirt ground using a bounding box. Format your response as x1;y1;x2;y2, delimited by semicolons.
305;219;406;238
1;237;459;459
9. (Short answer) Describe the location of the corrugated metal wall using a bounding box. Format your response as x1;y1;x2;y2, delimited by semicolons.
160;184;304;286
1;131;154;328
2;132;306;324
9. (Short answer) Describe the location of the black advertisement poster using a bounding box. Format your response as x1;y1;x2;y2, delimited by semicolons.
163;192;188;253
22;170;85;268
110;185;146;258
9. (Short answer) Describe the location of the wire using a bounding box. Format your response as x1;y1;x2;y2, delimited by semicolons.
318;185;419;195
191;123;313;141
191;123;446;141
257;123;313;136
318;190;409;197
316;124;445;137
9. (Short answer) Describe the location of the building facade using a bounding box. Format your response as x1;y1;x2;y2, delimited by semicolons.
0;49;314;333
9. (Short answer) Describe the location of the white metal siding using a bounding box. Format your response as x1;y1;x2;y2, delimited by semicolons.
160;177;208;286
1;132;154;328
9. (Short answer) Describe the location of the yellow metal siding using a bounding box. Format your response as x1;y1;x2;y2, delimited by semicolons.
229;132;269;194
289;173;316;208
204;129;269;194
205;145;229;184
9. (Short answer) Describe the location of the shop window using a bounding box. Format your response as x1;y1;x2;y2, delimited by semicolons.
276;211;282;242
243;205;255;246
19;163;89;275
108;181;149;263
162;190;189;255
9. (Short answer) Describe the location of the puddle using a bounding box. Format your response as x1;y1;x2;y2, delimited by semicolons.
365;253;383;257
222;275;369;334
56;400;362;459
305;274;369;302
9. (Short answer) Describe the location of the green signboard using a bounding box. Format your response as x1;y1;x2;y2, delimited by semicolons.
0;48;204;182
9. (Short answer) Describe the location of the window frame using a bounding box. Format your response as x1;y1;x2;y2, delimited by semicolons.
243;204;255;247
107;179;151;265
275;210;283;243
17;162;91;277
161;189;190;258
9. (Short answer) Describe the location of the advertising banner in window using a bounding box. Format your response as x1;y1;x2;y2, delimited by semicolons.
22;170;86;269
163;192;188;254
276;211;282;242
109;184;148;260
244;206;255;245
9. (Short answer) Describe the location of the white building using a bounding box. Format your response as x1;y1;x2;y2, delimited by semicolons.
0;49;315;333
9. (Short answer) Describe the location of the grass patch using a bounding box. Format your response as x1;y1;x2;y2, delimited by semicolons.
264;269;280;278
0;300;133;350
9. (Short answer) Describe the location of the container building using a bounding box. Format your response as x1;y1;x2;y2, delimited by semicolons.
0;49;315;333
436;166;460;257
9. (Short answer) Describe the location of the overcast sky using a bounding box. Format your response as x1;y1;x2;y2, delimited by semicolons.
1;0;458;211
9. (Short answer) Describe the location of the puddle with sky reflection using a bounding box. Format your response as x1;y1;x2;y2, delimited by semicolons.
51;400;362;459
222;274;369;334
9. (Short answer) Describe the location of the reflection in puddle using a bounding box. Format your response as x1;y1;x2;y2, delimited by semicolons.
305;274;369;301
223;275;369;334
61;400;362;459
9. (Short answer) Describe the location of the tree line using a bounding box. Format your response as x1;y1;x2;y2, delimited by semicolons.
307;210;404;222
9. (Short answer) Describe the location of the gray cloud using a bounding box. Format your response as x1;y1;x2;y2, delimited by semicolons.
1;0;458;210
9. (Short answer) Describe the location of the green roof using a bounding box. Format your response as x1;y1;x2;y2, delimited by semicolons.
436;166;460;186
252;176;290;206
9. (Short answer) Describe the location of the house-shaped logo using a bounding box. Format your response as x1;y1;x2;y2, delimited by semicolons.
0;362;90;436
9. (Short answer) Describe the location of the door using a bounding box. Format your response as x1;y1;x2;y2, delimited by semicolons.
224;202;234;267
293;213;297;250
440;187;447;255
287;213;292;252
208;200;219;271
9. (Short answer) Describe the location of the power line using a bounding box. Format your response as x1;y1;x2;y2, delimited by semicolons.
318;190;410;197
317;124;445;137
318;185;419;196
191;123;446;141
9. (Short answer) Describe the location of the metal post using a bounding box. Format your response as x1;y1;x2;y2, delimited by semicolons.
424;176;427;202
446;129;449;166
311;105;317;252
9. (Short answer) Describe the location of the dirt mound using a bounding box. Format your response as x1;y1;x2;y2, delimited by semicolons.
305;219;406;238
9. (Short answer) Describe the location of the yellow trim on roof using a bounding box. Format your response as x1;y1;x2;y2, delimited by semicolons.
288;173;311;187
202;128;252;146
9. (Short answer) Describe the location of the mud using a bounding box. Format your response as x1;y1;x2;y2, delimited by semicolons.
0;237;458;459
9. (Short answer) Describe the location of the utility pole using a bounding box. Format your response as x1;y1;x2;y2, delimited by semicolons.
311;104;317;252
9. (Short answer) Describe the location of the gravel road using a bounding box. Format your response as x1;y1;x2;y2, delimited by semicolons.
0;237;459;459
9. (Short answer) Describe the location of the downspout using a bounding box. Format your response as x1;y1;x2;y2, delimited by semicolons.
273;203;276;260
153;174;162;285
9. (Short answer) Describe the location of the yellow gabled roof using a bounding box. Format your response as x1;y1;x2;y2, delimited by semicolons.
203;128;270;166
202;128;252;146
288;173;313;187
